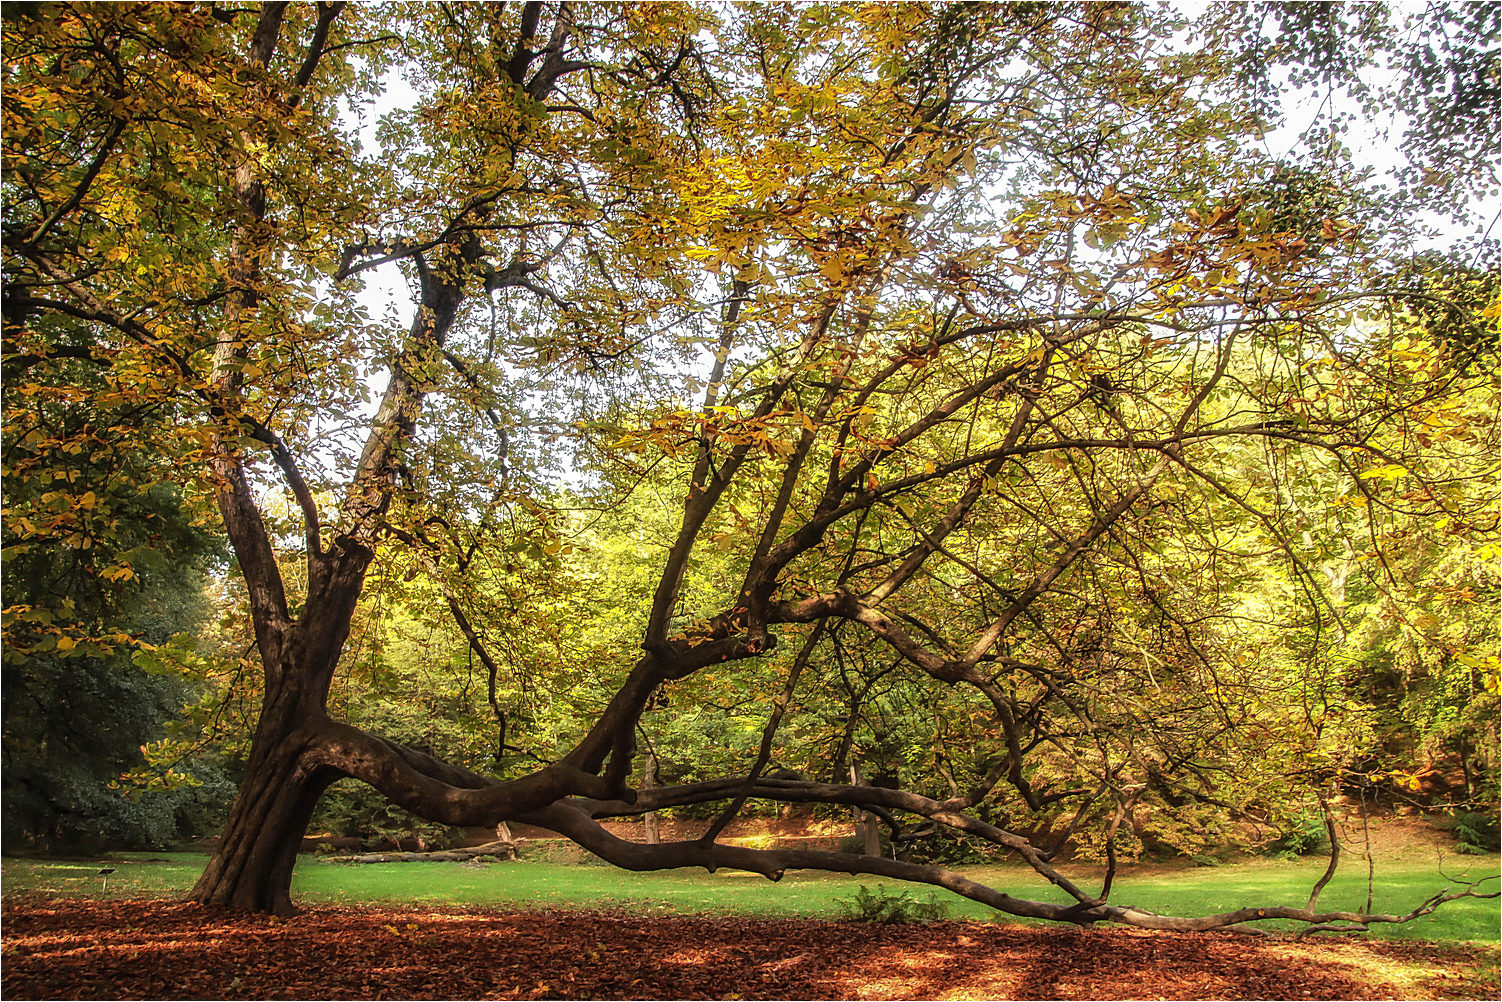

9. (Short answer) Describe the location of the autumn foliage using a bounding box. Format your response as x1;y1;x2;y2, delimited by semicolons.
3;2;1497;928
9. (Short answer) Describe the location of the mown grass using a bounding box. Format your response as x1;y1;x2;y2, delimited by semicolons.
3;848;1496;942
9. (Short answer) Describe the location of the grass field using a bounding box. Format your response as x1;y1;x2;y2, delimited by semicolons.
3;847;1497;942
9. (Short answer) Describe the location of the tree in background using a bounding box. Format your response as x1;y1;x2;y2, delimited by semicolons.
1;349;228;849
3;1;1496;926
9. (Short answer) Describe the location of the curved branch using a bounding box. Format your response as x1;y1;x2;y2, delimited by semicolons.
304;720;619;826
523;800;1092;922
580;775;1092;903
526;796;1499;933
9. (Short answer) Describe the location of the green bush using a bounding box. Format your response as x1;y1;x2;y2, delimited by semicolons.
309;778;462;850
836;884;949;923
897;827;1008;865
1266;811;1329;859
1445;811;1501;854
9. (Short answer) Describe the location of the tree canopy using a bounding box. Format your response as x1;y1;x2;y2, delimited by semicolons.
3;1;1497;926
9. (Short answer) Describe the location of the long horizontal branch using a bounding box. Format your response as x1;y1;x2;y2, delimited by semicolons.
522;799;1091;922
301;721;1500;933
524;798;1499;933
577;775;1091;902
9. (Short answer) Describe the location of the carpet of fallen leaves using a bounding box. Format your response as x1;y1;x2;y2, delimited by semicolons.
2;899;1496;1001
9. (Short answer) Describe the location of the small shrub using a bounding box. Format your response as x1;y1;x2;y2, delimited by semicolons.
1445;811;1501;854
835;835;867;855
1267;811;1328;860
898;828;1008;865
836;884;949;923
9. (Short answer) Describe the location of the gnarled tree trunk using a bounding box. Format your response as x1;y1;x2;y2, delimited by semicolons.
188;669;339;914
182;0;586;916
189;747;332;914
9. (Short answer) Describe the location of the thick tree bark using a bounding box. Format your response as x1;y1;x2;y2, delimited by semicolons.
188;699;334;914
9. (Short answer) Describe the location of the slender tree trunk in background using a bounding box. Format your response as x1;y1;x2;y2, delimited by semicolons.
643;750;660;845
828;679;873;786
860;813;882;857
850;765;882;857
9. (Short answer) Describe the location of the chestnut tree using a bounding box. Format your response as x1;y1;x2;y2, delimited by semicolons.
4;1;1496;925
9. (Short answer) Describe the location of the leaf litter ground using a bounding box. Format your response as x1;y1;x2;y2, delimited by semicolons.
2;899;1496;1000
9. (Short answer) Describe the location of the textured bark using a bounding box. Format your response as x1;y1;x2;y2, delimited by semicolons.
188;707;333;915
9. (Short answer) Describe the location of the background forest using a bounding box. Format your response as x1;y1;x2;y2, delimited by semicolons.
1;0;1498;920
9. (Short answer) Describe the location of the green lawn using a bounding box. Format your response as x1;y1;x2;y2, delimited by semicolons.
3;849;1496;942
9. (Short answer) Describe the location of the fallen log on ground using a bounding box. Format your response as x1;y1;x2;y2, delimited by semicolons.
333;839;517;864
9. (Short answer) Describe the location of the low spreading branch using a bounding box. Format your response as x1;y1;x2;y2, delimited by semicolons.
513;799;1501;933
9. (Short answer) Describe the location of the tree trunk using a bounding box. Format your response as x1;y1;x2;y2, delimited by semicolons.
850;765;882;857
1457;737;1474;799
188;697;333;915
860;811;883;857
643;750;661;845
